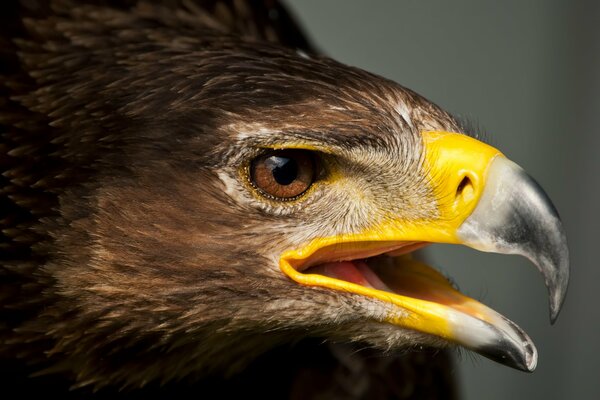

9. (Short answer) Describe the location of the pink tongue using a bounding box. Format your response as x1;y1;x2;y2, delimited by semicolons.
307;260;390;291
308;261;370;286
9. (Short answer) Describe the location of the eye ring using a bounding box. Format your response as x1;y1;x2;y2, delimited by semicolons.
249;149;316;201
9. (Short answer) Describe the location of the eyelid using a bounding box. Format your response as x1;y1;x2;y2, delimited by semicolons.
257;143;336;155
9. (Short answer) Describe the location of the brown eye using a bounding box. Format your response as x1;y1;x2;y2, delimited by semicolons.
250;150;316;200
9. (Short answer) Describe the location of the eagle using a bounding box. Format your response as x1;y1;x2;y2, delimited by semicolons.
0;1;569;398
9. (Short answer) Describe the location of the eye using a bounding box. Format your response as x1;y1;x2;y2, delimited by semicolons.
249;150;316;200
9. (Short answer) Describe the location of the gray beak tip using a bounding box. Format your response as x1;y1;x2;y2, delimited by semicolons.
549;259;569;324
538;224;570;324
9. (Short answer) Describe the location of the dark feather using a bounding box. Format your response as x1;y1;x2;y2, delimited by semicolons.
1;1;459;398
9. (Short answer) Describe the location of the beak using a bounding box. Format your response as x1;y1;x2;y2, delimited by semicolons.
280;131;569;372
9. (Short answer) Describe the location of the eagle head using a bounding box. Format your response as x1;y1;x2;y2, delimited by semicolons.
0;1;568;391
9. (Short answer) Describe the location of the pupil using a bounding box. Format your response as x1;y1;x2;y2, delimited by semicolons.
267;156;298;185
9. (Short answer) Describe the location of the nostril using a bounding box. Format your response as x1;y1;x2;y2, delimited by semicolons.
453;174;478;211
456;176;472;197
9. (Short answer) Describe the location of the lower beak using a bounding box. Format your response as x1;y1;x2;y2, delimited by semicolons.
280;131;569;372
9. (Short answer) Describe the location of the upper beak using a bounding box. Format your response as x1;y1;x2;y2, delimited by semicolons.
280;131;570;372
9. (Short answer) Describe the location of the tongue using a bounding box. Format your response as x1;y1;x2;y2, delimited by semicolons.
307;261;369;286
307;260;390;290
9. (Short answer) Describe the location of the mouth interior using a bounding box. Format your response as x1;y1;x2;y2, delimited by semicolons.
299;242;461;305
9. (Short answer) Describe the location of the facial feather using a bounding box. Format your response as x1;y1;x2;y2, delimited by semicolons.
1;0;463;389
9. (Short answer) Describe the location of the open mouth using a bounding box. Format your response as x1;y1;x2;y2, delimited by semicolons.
295;241;441;303
301;242;429;294
280;240;539;372
278;132;569;372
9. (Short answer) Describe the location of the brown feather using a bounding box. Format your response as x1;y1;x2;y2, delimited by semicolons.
1;1;461;397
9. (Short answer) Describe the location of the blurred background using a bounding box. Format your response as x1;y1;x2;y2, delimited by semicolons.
285;1;599;399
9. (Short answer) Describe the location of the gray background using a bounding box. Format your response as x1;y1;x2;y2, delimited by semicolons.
285;1;599;399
